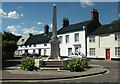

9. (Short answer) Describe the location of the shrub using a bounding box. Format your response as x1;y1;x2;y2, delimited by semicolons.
81;59;88;68
67;58;84;72
20;58;36;71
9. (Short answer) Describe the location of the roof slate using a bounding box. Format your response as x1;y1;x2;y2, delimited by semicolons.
24;32;52;45
88;21;120;36
58;20;91;34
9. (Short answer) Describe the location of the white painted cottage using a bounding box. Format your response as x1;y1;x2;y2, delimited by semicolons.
16;9;101;58
87;20;120;60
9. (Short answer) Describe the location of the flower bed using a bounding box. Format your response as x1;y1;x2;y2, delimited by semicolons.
67;58;88;72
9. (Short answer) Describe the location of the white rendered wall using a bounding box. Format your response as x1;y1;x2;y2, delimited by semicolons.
16;30;86;57
87;33;120;59
58;30;86;56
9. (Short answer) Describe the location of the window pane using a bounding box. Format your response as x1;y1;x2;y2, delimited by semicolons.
115;33;120;40
115;47;120;56
90;48;95;55
75;33;79;42
89;36;95;42
66;35;69;43
59;36;63;43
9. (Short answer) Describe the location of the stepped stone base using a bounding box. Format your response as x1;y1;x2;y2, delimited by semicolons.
35;59;69;70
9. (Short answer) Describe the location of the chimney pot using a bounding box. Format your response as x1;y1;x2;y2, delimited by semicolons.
91;9;99;21
44;25;49;36
62;18;69;27
29;33;33;37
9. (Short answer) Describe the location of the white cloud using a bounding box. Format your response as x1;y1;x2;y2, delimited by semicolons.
0;9;7;18
7;11;21;19
36;21;42;25
21;22;24;25
6;25;21;35
22;27;44;35
80;0;95;8
119;13;120;18
21;13;24;17
39;31;44;34
6;25;43;35
49;23;53;28
17;6;23;9
0;9;23;19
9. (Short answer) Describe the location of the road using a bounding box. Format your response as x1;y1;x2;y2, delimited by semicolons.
57;60;119;83
1;60;120;84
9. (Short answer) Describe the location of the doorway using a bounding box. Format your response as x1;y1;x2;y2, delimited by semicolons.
106;49;110;60
38;49;41;56
68;48;72;56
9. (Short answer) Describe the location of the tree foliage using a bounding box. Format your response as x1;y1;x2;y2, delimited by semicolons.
2;31;21;59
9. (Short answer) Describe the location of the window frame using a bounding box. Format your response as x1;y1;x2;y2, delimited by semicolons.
89;48;96;55
59;36;63;44
115;47;120;56
33;44;36;47
89;36;95;42
75;33;79;42
66;35;69;43
115;33;120;41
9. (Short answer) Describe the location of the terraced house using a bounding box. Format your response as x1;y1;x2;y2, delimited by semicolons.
87;20;120;60
15;9;120;60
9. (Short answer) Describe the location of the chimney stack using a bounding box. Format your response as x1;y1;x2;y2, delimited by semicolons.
91;9;99;21
44;25;49;36
62;18;69;27
29;33;33;37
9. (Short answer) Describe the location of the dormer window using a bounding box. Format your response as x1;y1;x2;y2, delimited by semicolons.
44;43;47;46
29;45;31;47
21;39;24;42
33;44;36;47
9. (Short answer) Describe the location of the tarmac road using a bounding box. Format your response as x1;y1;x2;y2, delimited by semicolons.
56;60;119;83
1;60;120;84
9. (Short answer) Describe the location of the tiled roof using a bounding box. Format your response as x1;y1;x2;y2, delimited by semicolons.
24;20;102;45
17;35;30;45
24;32;52;45
58;20;91;34
88;20;120;36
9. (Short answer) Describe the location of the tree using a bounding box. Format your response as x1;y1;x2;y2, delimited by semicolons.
2;32;21;59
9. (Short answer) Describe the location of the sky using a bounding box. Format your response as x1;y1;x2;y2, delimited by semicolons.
0;2;119;36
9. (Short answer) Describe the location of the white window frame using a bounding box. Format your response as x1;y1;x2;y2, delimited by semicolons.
75;33;79;42
66;35;69;43
90;48;95;55
115;33;120;41
59;36;63;44
115;47;120;56
89;36;95;42
33;44;36;47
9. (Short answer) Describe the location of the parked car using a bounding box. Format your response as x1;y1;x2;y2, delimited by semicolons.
69;52;87;59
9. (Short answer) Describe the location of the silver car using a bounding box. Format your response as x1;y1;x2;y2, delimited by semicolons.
69;52;87;59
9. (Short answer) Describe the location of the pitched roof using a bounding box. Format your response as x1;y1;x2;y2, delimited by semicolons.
88;20;120;36
24;32;52;45
17;35;30;45
23;20;102;45
58;20;91;34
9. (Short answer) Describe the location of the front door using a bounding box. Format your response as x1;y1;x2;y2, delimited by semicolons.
38;49;41;56
106;49;110;60
68;48;72;56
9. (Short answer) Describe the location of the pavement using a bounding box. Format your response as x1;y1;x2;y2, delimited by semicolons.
2;64;107;82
